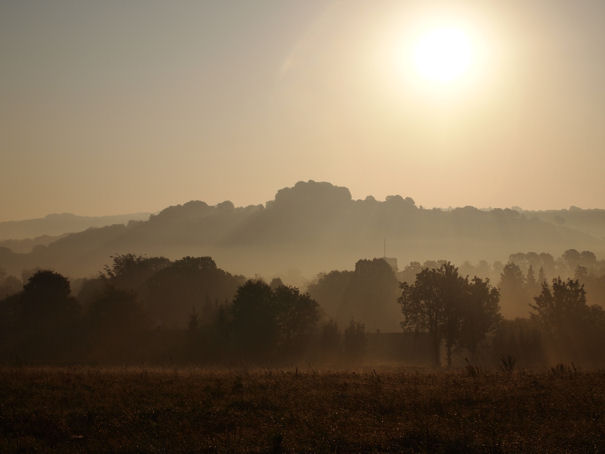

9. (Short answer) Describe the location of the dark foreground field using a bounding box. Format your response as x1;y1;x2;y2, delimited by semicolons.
0;367;604;453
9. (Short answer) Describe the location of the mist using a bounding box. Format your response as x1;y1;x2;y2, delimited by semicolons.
1;181;604;282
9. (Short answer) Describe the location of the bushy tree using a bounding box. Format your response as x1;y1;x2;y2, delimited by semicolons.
231;280;277;360
308;270;353;324
17;271;81;361
458;277;501;358
102;254;170;292
530;278;605;364
308;258;400;331
399;263;501;367
273;285;319;356
230;280;320;362
399;263;465;367
141;256;243;328
531;278;586;337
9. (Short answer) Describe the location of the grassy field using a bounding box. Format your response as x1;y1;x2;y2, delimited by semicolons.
0;366;604;453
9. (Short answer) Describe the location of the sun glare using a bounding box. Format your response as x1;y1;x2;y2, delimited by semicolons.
412;27;473;84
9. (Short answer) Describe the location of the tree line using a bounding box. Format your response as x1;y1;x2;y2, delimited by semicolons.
0;256;368;365
0;252;604;367
399;262;605;367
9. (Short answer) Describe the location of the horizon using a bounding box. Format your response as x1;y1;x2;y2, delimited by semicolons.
2;179;605;223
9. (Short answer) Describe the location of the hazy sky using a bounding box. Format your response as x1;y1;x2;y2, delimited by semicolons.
2;0;604;221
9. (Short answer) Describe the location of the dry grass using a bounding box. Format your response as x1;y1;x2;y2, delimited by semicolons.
0;366;604;453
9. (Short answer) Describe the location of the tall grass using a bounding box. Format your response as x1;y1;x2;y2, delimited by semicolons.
0;366;603;453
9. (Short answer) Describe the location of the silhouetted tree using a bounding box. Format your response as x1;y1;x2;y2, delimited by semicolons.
499;263;529;318
539;253;556;278
531;278;605;364
102;254;170;292
398;261;423;285
579;250;597;269
574;265;605;307
231;280;278;361
344;259;401;331
141;256;243;328
229;280;320;362
399;263;466;367
400;263;501;367
458;277;501;359
309;258;400;331
17;271;81;361
308;270;353;325
526;266;538;294
273;285;319;357
538;266;546;285
531;278;586;338
561;249;582;275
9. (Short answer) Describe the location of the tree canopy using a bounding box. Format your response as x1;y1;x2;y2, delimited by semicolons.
399;263;500;367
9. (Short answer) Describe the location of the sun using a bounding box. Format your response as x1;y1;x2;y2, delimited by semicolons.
412;27;473;84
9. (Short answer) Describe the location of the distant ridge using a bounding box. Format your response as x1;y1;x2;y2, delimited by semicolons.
0;212;151;241
0;234;68;254
0;181;604;278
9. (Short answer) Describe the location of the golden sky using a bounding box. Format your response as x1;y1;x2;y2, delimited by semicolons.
1;0;604;220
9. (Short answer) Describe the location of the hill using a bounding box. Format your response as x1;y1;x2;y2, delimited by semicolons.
0;213;151;241
0;181;603;278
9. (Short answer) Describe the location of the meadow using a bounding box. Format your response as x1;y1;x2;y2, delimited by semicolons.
0;366;603;453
